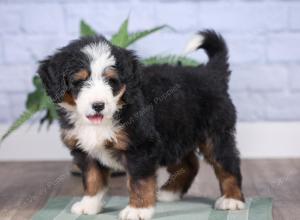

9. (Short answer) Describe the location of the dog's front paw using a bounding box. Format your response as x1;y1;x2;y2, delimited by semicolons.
119;206;154;220
215;196;245;210
71;196;103;215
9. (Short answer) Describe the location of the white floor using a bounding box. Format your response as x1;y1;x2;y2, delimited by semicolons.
1;122;300;160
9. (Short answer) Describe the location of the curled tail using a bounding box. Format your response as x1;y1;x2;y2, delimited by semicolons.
183;30;230;80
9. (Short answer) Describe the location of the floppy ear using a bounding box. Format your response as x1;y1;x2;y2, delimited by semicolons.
37;53;69;103
109;48;140;106
115;48;141;85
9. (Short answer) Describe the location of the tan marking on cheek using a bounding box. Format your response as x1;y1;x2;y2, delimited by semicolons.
128;176;156;208
63;92;76;106
117;85;126;98
85;162;109;196
116;85;126;108
61;130;77;150
102;68;126;107
74;69;89;81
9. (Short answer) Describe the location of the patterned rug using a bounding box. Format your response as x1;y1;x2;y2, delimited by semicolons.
32;196;272;220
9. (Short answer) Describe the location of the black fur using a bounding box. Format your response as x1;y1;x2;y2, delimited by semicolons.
38;30;242;192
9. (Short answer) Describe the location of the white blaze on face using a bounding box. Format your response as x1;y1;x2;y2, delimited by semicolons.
76;42;118;124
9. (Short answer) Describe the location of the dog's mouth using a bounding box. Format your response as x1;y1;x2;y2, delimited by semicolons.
86;113;103;124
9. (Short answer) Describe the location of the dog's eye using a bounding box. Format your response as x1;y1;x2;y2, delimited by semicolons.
108;78;119;87
72;79;84;87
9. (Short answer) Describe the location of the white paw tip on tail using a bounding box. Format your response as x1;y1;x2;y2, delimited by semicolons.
214;196;245;210
157;190;181;202
183;34;205;55
119;206;154;220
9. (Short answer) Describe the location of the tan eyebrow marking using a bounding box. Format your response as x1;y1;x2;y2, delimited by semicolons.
74;69;89;81
102;67;118;79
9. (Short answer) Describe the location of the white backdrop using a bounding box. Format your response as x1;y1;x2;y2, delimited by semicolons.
1;122;300;160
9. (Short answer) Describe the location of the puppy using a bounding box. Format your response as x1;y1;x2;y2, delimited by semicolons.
38;30;245;220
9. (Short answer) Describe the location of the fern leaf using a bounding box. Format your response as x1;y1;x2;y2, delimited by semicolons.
110;18;129;47
0;107;38;143
142;55;199;67
127;25;169;48
80;20;97;37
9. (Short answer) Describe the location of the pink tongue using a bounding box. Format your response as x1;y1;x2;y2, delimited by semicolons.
87;114;103;123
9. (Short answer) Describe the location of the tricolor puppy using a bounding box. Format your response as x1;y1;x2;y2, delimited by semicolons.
38;30;245;220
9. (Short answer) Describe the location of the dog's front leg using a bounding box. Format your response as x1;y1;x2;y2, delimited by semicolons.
70;150;110;215
119;175;156;220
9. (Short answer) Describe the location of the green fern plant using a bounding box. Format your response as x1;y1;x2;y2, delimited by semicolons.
142;55;199;66
1;18;199;142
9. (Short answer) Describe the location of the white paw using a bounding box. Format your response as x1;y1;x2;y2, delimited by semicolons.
119;206;154;220
71;200;102;215
71;192;106;215
215;196;245;210
157;190;181;202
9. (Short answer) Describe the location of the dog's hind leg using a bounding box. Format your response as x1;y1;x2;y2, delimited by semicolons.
157;152;199;202
199;133;245;210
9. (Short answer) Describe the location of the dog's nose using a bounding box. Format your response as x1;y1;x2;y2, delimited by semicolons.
92;102;105;112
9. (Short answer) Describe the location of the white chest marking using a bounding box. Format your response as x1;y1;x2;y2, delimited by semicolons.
66;115;124;171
